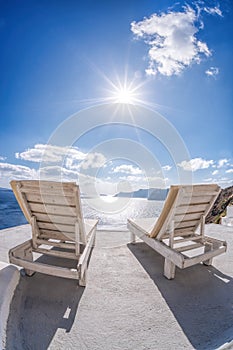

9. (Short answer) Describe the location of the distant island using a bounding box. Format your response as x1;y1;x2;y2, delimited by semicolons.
114;188;168;200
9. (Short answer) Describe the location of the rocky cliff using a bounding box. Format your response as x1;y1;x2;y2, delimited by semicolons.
206;185;233;224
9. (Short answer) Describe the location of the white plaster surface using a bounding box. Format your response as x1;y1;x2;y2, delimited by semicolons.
0;262;20;350
0;224;233;350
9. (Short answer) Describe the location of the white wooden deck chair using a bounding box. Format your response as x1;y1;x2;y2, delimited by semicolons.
9;180;98;286
127;184;227;279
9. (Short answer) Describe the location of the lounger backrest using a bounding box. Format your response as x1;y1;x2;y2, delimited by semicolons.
10;180;85;242
150;184;221;239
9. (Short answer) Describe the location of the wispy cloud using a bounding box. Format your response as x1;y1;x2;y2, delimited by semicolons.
226;169;233;174
79;153;106;170
0;156;6;161
178;157;214;171
15;143;107;171
39;165;79;181
162;165;172;171
217;158;229;168
112;164;143;175
15;144;86;163
203;176;233;187
118;174;167;189
203;6;223;17
205;66;219;77
216;177;233;186
212;169;219;175
0;162;38;180
131;4;222;76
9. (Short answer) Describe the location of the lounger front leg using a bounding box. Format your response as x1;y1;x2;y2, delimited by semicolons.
164;259;176;279
21;246;35;276
9;241;35;276
79;269;87;287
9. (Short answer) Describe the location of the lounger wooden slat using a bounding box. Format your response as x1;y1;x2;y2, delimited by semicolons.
175;219;198;229
175;204;208;215
127;184;227;279
9;180;98;286
35;213;77;225
35;238;76;249
29;203;77;216
26;193;76;206
177;195;214;205
174;212;204;222
39;229;73;241
37;221;75;233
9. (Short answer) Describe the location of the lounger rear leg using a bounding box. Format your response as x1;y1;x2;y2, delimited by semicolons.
130;232;136;244
203;242;213;266
164;259;176;279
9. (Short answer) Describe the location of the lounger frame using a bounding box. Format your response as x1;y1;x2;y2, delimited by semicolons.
9;180;98;286
128;184;227;279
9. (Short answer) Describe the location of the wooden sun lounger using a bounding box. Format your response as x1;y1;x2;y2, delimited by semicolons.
127;184;227;279
9;180;98;286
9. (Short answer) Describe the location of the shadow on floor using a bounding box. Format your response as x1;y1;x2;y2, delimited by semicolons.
6;256;84;350
128;242;233;350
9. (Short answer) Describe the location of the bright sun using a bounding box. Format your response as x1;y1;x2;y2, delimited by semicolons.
113;87;136;104
89;69;147;106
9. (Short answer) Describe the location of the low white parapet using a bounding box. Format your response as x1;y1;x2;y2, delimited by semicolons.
0;262;20;350
221;206;233;227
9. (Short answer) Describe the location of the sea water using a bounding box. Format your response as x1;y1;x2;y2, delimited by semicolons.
82;197;164;231
0;191;164;231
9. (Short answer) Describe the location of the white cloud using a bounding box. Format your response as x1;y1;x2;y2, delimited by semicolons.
202;175;233;188
162;165;172;171
204;6;223;17
0;162;38;181
80;152;106;170
218;158;229;168
205;66;219;77
16;144;86;164
178;157;214;171
117;174;166;190
226;169;233;174
112;164;143;175
212;170;219;175
15;144;107;171
147;176;168;188
203;177;214;182
39;166;79;182
119;175;143;183
217;177;233;186
0;156;6;161
131;6;212;76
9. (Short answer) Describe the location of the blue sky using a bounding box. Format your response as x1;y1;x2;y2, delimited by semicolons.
0;0;232;193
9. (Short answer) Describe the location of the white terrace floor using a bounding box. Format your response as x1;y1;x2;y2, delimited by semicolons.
0;223;233;350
